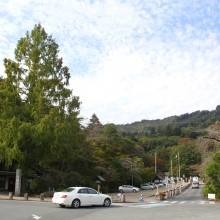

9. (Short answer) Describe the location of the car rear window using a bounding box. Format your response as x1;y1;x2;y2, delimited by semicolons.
62;187;75;192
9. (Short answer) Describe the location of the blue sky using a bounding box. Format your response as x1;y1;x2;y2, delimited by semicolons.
1;0;220;125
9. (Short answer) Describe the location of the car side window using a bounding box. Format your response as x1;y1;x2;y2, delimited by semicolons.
87;188;97;194
78;189;88;194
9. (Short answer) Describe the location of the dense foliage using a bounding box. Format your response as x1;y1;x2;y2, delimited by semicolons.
204;151;220;199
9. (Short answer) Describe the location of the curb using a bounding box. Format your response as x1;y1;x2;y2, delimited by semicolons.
0;194;52;202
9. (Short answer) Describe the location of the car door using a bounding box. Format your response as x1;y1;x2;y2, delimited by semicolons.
122;185;129;192
125;185;132;192
87;188;101;205
77;188;90;206
146;184;150;189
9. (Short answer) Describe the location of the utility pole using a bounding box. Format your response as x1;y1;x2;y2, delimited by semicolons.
170;159;173;177
178;151;180;179
155;152;157;174
131;163;133;186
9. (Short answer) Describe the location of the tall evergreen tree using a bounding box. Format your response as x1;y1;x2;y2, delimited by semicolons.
86;114;102;142
0;24;83;185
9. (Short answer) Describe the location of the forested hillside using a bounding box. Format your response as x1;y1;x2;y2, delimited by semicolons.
115;111;220;198
116;105;220;138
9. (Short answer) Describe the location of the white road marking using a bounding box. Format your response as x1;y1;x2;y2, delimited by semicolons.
179;201;186;204
32;214;42;220
136;203;170;208
114;199;217;209
170;201;177;204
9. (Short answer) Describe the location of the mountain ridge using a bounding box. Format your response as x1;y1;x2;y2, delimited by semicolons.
116;105;220;134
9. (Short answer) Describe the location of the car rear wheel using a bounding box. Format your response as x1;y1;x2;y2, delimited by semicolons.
103;198;111;207
71;199;80;208
133;189;137;193
119;189;124;193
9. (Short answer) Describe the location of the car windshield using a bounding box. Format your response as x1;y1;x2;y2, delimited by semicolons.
62;187;75;192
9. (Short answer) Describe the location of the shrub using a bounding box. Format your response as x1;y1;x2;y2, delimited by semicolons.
30;177;47;193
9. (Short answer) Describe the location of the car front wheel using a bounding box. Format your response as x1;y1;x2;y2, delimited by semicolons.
133;189;137;193
103;198;111;207
71;199;80;208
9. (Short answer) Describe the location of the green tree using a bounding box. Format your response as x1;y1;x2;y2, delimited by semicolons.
168;143;201;177
204;151;220;199
0;24;84;188
85;114;102;142
88;124;145;190
141;167;155;183
119;156;144;185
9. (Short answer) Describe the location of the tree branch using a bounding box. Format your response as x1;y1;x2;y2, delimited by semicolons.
203;136;220;142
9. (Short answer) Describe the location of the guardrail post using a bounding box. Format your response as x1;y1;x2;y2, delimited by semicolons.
24;193;28;200
9;192;13;200
40;193;45;201
121;194;126;202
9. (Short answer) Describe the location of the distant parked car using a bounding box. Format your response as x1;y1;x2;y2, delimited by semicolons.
161;180;167;186
52;187;112;208
140;183;154;190
155;183;164;187
118;185;140;193
155;180;167;187
148;182;157;189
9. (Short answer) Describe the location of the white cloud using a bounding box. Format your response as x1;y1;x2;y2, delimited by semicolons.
1;0;220;124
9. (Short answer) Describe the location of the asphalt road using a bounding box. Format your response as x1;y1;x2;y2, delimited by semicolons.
0;185;219;220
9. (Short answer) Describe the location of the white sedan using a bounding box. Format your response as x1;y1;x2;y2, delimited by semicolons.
52;187;112;208
118;185;140;193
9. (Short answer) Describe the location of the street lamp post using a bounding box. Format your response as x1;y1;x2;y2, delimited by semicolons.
175;151;181;181
170;159;173;177
178;151;181;179
131;163;134;186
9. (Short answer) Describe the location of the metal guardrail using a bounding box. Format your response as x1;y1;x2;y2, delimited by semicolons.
155;183;191;200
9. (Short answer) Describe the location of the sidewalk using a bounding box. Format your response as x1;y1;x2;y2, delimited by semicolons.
0;191;156;203
0;192;52;202
0;183;190;204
